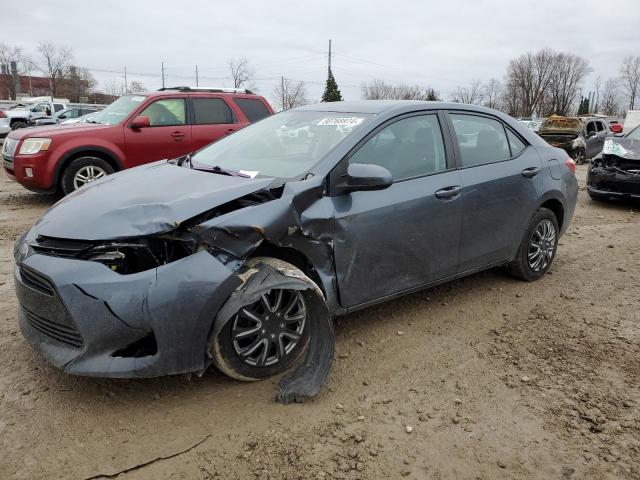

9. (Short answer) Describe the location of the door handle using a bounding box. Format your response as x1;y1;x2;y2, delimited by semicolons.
171;131;185;140
225;128;236;135
521;167;540;178
434;186;462;199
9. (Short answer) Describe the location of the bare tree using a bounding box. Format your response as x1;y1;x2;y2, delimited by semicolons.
482;78;502;109
102;78;122;97
0;42;33;98
228;56;254;89
128;80;146;93
34;42;73;97
592;75;603;114
619;55;640;110
361;79;438;100
273;78;309;111
0;42;28;74
504;48;557;117
601;78;621;116
450;79;484;105
545;53;591;116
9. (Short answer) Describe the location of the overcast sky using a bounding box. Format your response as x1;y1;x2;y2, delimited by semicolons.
4;0;640;106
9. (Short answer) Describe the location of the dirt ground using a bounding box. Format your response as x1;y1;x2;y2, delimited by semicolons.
0;164;638;480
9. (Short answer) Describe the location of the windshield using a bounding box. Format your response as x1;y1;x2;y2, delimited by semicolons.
191;111;372;178
627;126;640;140
90;95;147;125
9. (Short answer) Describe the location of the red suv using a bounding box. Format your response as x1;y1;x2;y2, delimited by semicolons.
2;87;274;194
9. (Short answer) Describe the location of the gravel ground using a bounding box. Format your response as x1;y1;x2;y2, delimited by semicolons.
0;165;638;480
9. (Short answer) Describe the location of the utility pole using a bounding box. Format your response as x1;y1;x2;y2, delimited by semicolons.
195;65;199;87
124;66;128;93
161;61;165;89
328;39;332;75
281;76;285;111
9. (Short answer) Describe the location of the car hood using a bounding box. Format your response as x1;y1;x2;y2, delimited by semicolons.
7;122;110;140
602;137;640;160
31;161;275;241
539;116;583;135
4;108;29;117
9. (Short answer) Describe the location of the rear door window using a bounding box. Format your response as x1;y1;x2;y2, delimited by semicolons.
234;98;271;122
596;121;605;132
506;129;527;156
192;98;234;124
449;113;510;167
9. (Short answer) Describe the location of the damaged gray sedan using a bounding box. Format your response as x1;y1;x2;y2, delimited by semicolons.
13;101;578;403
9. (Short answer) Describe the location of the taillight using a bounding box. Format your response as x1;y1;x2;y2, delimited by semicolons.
0;110;6;118
565;157;576;174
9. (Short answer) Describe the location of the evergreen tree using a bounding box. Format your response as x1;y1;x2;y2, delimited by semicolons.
321;68;342;102
577;96;590;115
426;88;439;101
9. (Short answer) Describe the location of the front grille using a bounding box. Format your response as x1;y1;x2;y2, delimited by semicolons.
2;137;17;168
19;265;55;296
30;236;94;258
22;306;83;348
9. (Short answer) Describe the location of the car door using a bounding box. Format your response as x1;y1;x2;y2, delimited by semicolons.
189;96;243;151
331;112;463;308
448;112;544;272
123;97;192;166
585;120;599;158
595;120;608;154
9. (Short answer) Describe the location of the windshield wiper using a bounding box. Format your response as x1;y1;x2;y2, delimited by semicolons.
191;164;251;178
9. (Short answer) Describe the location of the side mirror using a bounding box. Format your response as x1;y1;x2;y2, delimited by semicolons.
345;163;393;193
129;115;151;129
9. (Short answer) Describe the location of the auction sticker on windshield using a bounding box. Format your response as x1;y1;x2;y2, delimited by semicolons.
317;117;364;127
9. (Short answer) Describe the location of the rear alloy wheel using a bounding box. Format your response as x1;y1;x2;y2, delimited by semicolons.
570;148;586;165
527;219;556;273
61;156;114;194
507;207;559;281
212;258;316;381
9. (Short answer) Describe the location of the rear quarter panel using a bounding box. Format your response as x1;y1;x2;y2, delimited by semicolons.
538;145;578;235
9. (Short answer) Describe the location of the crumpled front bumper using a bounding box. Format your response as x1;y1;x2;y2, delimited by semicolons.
587;168;640;198
15;250;241;378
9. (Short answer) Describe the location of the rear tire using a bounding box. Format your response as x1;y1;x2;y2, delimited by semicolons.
61;156;114;195
11;121;28;130
507;207;559;282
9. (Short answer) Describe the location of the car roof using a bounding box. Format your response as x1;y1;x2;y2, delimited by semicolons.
139;89;265;99
293;100;505;116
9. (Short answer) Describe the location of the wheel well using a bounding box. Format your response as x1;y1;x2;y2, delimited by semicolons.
57;149;120;188
541;199;564;230
250;243;325;297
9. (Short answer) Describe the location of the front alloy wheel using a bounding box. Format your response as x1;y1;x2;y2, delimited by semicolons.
211;257;318;381
571;148;586;165
231;289;306;368
73;165;108;189
61;156;115;195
